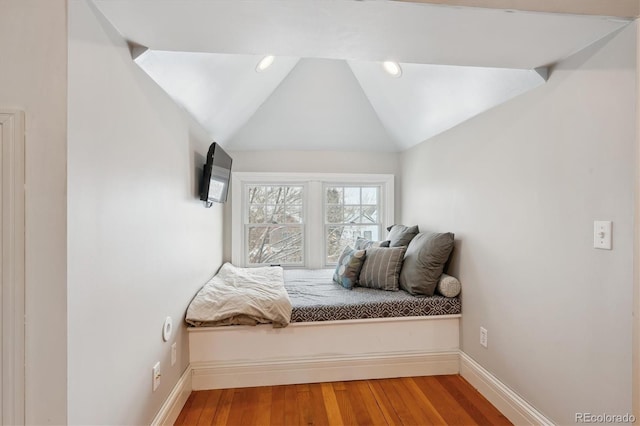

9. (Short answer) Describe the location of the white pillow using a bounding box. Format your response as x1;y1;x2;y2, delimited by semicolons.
436;273;461;298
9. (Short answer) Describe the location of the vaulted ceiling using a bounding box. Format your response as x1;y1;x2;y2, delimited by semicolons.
94;0;631;152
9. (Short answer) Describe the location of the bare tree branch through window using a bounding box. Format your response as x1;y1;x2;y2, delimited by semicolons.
246;185;304;265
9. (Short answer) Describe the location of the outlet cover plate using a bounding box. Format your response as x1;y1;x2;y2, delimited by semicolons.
593;221;612;250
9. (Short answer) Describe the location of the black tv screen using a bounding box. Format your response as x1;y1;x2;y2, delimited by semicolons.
200;142;232;206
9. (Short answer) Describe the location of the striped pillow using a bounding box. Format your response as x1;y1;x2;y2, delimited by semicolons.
358;246;407;291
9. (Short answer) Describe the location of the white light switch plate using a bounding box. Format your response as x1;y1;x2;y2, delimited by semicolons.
593;221;612;250
152;362;161;392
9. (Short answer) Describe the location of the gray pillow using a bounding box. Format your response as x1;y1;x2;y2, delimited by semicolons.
333;246;366;290
386;224;419;247
354;237;391;250
400;232;455;296
359;246;407;291
436;273;461;298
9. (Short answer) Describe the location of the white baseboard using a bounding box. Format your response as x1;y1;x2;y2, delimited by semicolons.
151;365;193;426
192;350;459;390
155;351;551;426
459;352;554;426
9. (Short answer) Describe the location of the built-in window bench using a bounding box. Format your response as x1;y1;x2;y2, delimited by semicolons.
188;269;460;390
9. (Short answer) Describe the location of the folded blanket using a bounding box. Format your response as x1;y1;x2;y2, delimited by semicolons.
186;263;292;328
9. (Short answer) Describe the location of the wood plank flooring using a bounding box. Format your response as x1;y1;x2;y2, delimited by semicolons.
175;375;512;426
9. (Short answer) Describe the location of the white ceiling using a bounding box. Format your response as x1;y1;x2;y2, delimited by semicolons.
135;50;299;144
94;0;631;151
348;61;546;149
227;58;398;151
95;0;628;68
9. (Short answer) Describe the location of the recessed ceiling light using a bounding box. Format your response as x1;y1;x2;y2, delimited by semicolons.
382;61;402;77
256;55;275;72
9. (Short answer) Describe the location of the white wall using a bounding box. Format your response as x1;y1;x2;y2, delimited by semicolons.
68;2;223;424
230;149;401;176
0;2;67;424
226;150;401;261
401;24;636;424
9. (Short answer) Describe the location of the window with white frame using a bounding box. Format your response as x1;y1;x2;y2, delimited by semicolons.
324;185;381;264
244;184;305;266
233;173;394;268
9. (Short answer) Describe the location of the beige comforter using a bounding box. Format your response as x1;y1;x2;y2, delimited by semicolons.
186;263;292;328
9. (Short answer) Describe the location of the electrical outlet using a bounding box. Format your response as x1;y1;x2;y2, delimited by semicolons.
171;343;177;366
152;362;161;391
480;327;488;348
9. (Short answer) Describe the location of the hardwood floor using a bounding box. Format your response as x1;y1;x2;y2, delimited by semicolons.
175;375;512;426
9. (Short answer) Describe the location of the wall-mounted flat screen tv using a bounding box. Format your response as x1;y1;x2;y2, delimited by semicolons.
200;142;232;206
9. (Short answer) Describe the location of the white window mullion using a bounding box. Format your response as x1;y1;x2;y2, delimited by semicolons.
231;175;243;266
307;181;323;269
